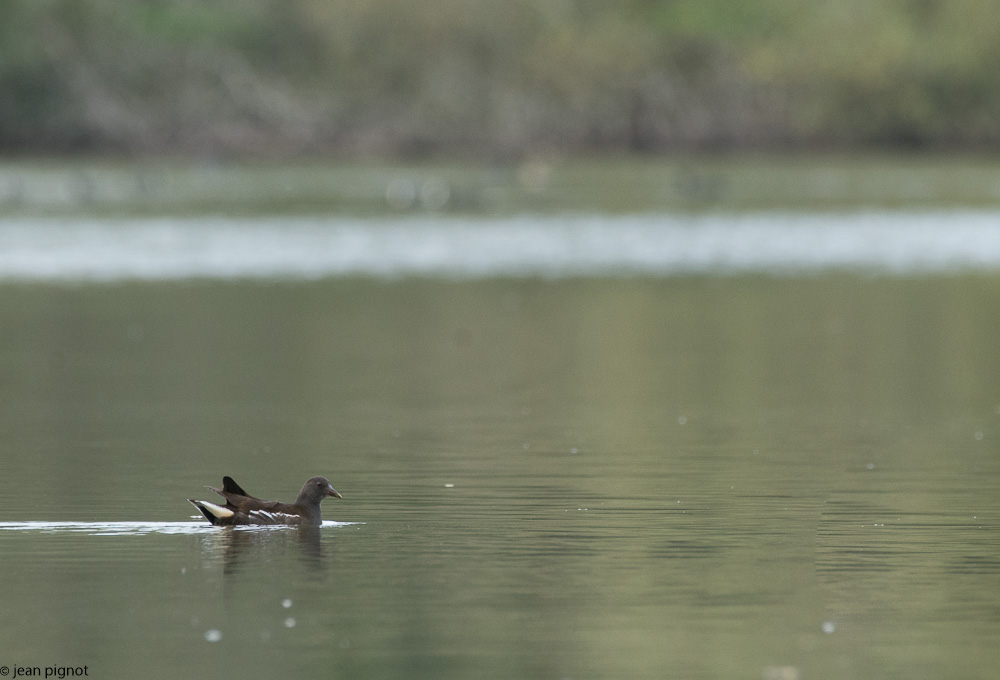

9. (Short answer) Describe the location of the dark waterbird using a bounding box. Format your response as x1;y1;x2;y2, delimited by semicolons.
189;476;342;526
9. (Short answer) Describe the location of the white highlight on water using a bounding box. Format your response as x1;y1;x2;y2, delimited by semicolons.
2;212;1000;280
0;521;359;535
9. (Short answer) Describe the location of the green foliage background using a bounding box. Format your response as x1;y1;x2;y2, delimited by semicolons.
2;0;999;155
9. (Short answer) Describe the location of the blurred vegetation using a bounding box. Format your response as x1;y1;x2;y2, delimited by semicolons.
1;0;999;156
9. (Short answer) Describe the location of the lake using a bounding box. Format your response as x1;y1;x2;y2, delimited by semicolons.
0;158;998;680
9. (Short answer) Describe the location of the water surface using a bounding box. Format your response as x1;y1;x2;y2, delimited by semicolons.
1;271;997;679
2;155;1000;679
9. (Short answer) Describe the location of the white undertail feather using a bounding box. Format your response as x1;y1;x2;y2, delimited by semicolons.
198;501;234;519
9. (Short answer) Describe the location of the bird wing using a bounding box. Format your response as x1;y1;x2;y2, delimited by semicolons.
204;478;305;524
208;476;258;504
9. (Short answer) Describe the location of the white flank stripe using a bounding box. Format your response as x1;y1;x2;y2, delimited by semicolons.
250;510;293;523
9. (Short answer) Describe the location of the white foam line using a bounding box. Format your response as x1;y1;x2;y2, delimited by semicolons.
0;520;361;535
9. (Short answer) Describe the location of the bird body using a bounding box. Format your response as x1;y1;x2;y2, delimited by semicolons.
189;476;342;526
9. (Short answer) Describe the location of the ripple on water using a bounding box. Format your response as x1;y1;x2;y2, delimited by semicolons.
0;520;359;536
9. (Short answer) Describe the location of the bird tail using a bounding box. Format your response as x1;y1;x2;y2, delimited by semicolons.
188;499;234;525
221;476;250;496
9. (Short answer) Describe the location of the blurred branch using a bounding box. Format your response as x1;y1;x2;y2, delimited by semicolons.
1;0;998;155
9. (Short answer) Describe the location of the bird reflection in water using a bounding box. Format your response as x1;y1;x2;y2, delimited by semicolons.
200;524;331;575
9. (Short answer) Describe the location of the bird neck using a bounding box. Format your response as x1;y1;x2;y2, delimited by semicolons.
295;493;323;524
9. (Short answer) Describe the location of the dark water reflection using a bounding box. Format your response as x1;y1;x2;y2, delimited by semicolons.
0;276;998;679
200;525;330;575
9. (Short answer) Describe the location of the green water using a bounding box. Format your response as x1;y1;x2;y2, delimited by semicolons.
0;276;998;679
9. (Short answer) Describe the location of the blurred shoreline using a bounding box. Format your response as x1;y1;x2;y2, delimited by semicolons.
1;154;999;218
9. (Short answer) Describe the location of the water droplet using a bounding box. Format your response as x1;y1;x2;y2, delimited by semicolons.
763;666;799;680
204;629;222;642
284;617;296;628
282;599;293;609
822;621;836;634
419;178;451;211
974;431;984;441
677;416;687;425
762;665;799;680
386;179;417;210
